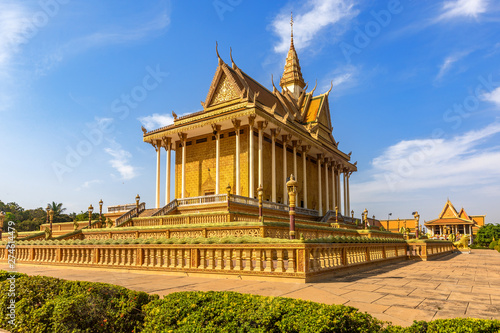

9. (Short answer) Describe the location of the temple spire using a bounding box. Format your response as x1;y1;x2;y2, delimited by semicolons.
280;12;305;99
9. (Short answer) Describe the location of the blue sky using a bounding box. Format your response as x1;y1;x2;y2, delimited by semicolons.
1;0;499;224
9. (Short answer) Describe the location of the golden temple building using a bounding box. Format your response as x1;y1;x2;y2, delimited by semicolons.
378;218;418;234
142;22;356;217
424;200;485;239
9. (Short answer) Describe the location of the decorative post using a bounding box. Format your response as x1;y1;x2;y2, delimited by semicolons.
335;206;338;223
46;204;50;224
135;194;140;215
413;211;420;239
49;209;54;231
363;208;368;229
351;210;354;223
226;184;232;211
99;199;103;225
257;185;263;223
287;174;298;240
0;211;5;239
88;204;93;228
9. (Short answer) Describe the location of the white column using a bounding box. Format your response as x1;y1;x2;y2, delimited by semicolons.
302;146;309;208
317;154;323;215
343;172;347;215
248;117;255;198
232;120;241;196
155;140;161;208
214;125;221;195
336;167;341;214
346;172;350;214
292;141;298;204
271;129;280;202
164;137;171;205
324;158;329;212
282;135;290;204
257;121;265;188
331;162;336;210
179;133;187;199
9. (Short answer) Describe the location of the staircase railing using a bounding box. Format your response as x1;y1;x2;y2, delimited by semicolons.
152;199;179;217
115;202;145;226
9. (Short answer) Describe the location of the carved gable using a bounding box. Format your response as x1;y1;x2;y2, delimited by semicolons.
209;72;239;106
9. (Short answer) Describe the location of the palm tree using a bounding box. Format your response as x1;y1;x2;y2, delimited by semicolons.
48;202;66;218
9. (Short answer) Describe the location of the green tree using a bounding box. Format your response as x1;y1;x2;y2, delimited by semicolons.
474;223;500;247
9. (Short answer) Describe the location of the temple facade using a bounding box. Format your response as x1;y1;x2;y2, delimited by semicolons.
142;26;356;216
424;200;485;238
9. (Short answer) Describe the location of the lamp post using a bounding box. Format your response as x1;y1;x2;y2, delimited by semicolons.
412;211;420;239
46;204;50;224
363;208;368;229
88;204;93;228
257;185;263;223
351;210;354;223
287;174;298;240
99;199;103;224
49;209;54;231
135;194;140;215
335;206;338;223
0;211;5;239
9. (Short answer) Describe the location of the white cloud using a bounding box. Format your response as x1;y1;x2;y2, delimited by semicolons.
36;10;170;76
0;2;31;68
352;122;500;203
104;143;137;180
438;0;488;20
435;52;471;81
76;179;102;191
138;113;175;131
320;64;359;96
272;0;358;53
482;87;500;108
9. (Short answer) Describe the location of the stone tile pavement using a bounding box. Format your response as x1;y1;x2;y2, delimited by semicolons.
1;249;499;327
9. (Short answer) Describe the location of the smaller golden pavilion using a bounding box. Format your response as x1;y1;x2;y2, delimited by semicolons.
424;200;485;238
378;218;418;234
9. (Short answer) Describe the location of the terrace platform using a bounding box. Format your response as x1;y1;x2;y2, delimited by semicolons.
3;249;499;327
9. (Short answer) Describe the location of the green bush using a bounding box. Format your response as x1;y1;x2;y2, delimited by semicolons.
0;271;158;333
488;240;498;249
395;318;500;333
142;291;386;333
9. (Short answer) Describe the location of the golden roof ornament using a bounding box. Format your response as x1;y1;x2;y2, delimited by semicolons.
279;11;305;98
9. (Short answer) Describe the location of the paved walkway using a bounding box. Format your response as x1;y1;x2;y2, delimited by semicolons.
2;249;499;327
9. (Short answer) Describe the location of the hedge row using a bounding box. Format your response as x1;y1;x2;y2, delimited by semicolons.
9;235;405;247
1;272;499;332
0;271;157;333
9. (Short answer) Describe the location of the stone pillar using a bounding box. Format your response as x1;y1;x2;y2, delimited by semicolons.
271;128;281;202
179;133;187;199
212;124;221;195
343;171;348;215
232;120;241;196
292;140;300;204
331;162;336;210
155;139;162;208
324;158;329;212
257;121;267;191
302;145;310;208
317;154;323;215
336;165;342;215
163;137;172;205
282;134;291;204
346;172;351;214
248;116;256;198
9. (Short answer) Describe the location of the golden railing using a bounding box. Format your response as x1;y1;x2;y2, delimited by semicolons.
1;243;409;282
406;241;454;261
115;202;146;226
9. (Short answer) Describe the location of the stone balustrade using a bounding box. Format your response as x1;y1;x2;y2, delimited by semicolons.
406;241;454;261
1;242;410;282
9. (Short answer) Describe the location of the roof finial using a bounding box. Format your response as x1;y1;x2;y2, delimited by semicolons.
215;41;222;65
290;11;294;40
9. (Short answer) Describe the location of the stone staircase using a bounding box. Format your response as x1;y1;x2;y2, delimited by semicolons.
138;208;160;218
